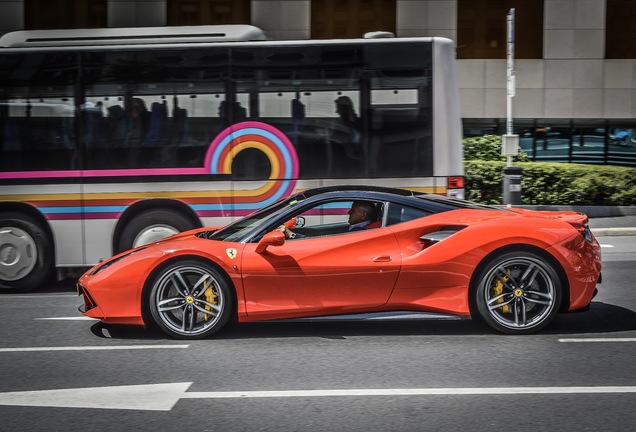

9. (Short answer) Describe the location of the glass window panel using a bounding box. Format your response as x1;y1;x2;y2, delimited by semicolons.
81;49;228;171
311;0;396;39
167;0;251;26
0;52;77;172
25;0;107;30
606;0;636;59
457;0;543;59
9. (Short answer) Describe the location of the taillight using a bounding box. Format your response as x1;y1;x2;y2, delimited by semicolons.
572;224;594;243
447;176;465;199
580;225;594;243
448;176;464;189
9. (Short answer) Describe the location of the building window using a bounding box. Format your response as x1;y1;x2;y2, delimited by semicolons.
167;0;250;26
311;0;396;39
457;0;543;59
606;0;636;59
25;0;107;29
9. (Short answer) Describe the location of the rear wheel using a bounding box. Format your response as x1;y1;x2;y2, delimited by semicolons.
147;260;233;339
473;251;562;334
0;212;53;293
117;209;195;253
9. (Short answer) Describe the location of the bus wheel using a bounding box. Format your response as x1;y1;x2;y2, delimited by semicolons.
117;209;196;253
0;212;53;293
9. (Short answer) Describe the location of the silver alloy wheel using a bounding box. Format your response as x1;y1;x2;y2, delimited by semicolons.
151;264;225;337
0;227;37;281
480;255;557;332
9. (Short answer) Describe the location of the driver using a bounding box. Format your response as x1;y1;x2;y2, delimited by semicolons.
278;201;379;239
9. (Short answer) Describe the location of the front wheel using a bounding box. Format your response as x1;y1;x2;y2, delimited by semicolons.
147;260;233;339
473;251;562;334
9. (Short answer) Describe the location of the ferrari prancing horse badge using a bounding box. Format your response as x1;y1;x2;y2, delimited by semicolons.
226;248;237;259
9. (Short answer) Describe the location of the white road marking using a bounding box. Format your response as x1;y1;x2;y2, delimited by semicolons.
0;345;189;353
600;244;614;248
1;383;636;411
182;386;636;399
35;316;97;321
559;338;636;343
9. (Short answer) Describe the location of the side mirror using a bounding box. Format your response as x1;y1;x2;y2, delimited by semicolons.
284;216;305;229
255;230;285;254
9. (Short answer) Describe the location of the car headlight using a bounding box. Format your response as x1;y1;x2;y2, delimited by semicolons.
90;247;147;276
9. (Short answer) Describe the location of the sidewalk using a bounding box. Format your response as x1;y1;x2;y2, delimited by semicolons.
587;215;636;237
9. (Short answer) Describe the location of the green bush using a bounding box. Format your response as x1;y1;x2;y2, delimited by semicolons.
463;134;529;162
463;135;636;205
464;161;636;205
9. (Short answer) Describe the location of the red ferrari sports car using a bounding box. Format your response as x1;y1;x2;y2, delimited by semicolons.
78;186;602;338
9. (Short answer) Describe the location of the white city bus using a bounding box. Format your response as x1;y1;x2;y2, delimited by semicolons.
0;25;463;292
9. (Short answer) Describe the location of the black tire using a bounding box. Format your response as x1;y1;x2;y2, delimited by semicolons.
117;208;195;253
147;260;233;339
0;212;53;293
473;250;562;335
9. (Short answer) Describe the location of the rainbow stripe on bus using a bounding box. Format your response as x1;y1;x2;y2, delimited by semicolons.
0;121;299;220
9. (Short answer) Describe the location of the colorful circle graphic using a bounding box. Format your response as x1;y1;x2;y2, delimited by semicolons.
206;121;299;179
204;121;299;203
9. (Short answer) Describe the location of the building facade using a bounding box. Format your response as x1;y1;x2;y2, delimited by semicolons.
1;0;635;160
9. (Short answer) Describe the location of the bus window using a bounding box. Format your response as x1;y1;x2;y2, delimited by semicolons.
1;97;75;172
276;90;362;178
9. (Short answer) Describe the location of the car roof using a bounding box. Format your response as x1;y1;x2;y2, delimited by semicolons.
292;185;505;214
297;185;418;199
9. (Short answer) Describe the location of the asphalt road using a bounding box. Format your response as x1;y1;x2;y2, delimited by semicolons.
0;236;634;431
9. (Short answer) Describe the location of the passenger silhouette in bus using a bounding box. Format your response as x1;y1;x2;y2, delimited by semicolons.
219;100;247;128
106;105;128;148
126;97;150;147
143;101;168;148
331;96;362;160
289;97;305;145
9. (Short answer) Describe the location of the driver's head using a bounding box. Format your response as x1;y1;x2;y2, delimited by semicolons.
348;201;376;225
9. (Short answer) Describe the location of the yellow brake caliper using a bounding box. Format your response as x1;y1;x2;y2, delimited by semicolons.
203;280;218;321
492;272;510;314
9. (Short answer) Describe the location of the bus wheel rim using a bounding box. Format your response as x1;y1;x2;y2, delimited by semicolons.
0;227;37;281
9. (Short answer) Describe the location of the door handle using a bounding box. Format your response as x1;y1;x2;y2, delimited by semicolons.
373;256;392;262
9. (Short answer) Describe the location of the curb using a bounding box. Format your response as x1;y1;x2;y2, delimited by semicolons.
590;227;636;237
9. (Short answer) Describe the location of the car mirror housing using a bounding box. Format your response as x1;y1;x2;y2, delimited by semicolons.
283;216;305;229
256;230;285;253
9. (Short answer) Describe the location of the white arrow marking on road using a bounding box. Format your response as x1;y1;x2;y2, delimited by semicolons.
2;384;636;411
0;383;192;411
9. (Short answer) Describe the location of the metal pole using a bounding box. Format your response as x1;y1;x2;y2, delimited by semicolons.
502;8;522;206
506;8;515;168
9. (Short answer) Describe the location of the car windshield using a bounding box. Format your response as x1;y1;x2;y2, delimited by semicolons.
206;195;304;242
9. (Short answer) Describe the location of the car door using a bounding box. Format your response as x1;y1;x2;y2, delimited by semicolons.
240;226;402;319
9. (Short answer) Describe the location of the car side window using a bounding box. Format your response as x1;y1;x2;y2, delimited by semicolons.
289;199;385;239
385;203;429;226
